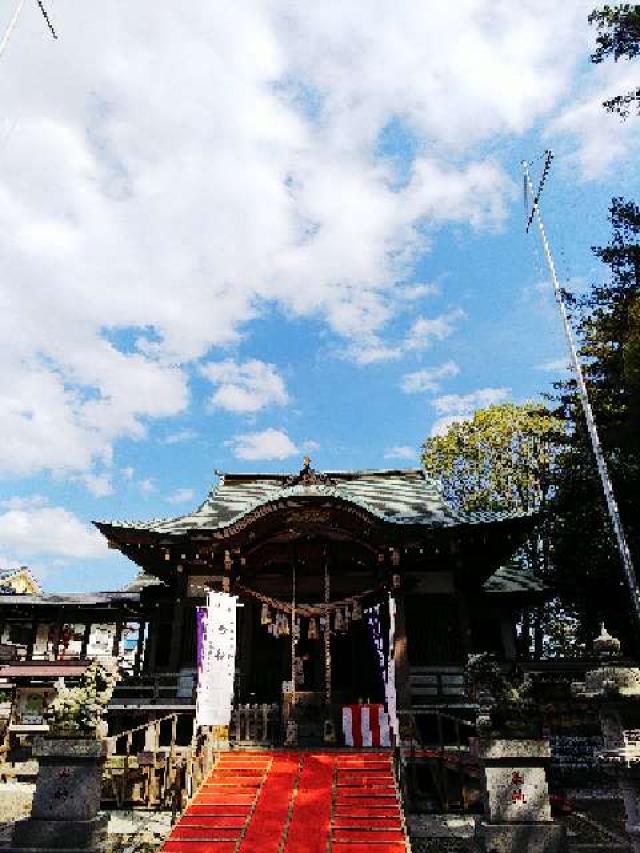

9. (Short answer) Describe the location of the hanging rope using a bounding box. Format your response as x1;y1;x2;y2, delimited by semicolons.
523;152;640;630
233;581;386;618
0;0;25;62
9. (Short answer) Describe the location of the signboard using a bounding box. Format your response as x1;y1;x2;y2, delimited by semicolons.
485;766;552;823
196;591;238;727
365;596;398;743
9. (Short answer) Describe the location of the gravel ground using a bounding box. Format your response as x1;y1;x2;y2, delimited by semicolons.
0;782;34;824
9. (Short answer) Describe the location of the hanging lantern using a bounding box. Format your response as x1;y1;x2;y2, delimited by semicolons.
352;600;362;621
308;617;318;640
261;603;271;626
334;607;345;632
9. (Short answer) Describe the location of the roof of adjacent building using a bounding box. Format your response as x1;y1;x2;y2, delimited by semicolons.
0;592;140;607
0;566;41;595
97;467;532;536
0;660;91;679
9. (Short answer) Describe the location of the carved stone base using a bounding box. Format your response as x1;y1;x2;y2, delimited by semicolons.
476;821;567;853
9;815;108;851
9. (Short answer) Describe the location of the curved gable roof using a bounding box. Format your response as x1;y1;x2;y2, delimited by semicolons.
97;467;530;538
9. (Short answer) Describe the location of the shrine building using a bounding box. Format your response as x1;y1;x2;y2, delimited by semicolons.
94;459;543;744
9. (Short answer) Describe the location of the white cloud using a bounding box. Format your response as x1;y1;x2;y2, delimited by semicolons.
430;387;511;435
1;494;48;510
0;505;107;558
548;64;640;178
162;429;197;445
167;488;195;504
121;466;135;480
384;445;417;461
0;1;604;477
351;310;464;365
202;359;289;414
401;361;460;393
79;473;114;497
139;478;156;494
229;428;299;461
404;310;466;352
537;357;570;372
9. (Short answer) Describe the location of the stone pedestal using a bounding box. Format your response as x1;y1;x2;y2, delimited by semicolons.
477;822;567;853
9;738;107;851
472;738;567;853
596;705;640;852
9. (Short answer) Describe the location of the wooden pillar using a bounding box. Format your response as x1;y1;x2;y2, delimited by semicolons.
169;575;186;672
80;622;92;659
145;617;158;673
392;591;413;743
53;612;64;661
238;598;253;702
26;618;38;660
112;620;123;659
134;620;146;676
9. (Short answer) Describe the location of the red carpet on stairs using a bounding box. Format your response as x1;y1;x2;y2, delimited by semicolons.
162;749;409;853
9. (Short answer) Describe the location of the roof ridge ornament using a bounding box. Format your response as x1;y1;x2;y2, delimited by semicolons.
284;456;336;488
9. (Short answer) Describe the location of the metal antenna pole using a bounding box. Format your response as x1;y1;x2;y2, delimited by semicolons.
523;152;640;629
0;0;25;62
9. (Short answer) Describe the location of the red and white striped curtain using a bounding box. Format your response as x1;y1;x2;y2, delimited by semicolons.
342;703;391;747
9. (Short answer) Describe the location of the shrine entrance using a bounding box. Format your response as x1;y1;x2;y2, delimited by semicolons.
231;522;392;745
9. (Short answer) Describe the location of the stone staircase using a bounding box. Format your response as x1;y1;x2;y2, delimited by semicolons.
162;749;410;852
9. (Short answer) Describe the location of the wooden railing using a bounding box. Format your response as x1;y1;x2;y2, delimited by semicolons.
103;712;191;809
398;708;478;813
103;714;228;819
109;672;196;707
230;703;280;744
409;666;467;703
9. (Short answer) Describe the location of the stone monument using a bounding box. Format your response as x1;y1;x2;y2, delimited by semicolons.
9;660;117;851
9;738;108;851
466;653;567;852
473;737;567;853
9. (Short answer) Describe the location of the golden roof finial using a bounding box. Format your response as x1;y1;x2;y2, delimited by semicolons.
303;454;311;470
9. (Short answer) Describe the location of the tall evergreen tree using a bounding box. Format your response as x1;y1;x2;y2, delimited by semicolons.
589;4;640;117
551;198;640;647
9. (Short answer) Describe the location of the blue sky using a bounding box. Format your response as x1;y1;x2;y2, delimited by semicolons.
0;1;638;591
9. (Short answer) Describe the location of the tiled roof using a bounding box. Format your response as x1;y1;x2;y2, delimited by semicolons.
0;592;140;606
98;468;531;535
483;561;546;595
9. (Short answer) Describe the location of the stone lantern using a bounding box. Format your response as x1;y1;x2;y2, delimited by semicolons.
573;626;640;852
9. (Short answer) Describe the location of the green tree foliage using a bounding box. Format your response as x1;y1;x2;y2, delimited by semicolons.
589;4;640;117
552;198;640;645
422;403;569;657
422;402;563;516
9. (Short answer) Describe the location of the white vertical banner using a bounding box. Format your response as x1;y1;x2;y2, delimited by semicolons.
386;594;398;742
196;591;238;727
